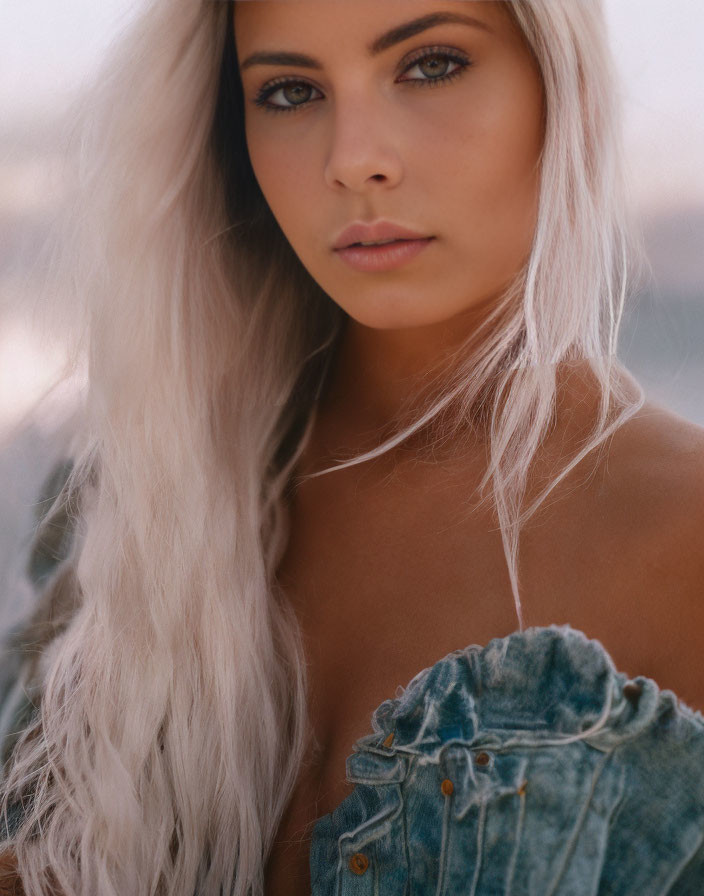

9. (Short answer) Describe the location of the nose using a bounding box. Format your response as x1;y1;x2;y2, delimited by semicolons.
323;93;404;193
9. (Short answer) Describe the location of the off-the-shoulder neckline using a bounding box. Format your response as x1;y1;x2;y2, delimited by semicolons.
309;622;704;837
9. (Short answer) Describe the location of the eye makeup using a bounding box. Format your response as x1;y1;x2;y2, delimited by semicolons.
251;46;474;113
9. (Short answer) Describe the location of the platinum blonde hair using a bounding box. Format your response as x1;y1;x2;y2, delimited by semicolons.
0;0;644;893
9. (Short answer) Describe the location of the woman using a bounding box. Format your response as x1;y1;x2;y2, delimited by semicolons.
1;0;703;893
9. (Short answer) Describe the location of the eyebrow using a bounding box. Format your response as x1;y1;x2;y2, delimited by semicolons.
239;11;493;72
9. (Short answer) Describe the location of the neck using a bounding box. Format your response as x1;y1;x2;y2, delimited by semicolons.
319;302;505;442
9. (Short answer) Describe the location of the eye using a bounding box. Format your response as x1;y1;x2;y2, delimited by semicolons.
398;48;471;88
253;78;324;114
251;47;472;114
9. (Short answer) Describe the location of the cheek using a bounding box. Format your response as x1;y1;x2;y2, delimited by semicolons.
429;79;543;276
443;82;541;196
246;130;318;241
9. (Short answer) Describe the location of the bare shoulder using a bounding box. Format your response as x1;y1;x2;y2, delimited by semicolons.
556;365;704;545
599;398;704;586
608;397;704;465
595;399;704;712
603;399;704;556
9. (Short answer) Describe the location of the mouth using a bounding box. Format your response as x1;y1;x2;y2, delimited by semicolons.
332;220;433;251
334;236;435;272
345;238;415;248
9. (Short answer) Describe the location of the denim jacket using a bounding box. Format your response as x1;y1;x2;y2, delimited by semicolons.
310;624;704;895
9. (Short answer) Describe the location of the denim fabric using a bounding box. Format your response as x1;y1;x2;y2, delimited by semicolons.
0;457;78;839
0;458;78;761
310;624;704;895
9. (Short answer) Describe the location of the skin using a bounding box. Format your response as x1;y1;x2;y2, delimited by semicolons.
234;3;704;894
235;0;544;433
0;6;701;896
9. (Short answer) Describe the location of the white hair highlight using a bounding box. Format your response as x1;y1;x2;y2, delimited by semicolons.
0;1;644;893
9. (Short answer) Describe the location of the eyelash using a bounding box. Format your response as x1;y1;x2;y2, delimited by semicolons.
251;47;472;114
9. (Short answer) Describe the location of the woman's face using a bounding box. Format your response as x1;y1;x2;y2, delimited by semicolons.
234;0;544;331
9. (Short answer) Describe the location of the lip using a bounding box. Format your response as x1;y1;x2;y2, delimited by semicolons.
335;237;435;273
333;219;432;251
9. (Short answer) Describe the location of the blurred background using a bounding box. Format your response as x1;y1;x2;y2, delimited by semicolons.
0;0;703;623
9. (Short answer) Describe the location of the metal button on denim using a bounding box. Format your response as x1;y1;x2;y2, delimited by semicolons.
348;853;369;875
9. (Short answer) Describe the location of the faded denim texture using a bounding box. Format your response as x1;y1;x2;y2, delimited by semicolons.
310;625;704;895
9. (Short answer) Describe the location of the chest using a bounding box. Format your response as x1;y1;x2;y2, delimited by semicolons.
262;455;690;895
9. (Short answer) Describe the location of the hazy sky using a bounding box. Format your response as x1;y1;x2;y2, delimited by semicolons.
1;0;704;212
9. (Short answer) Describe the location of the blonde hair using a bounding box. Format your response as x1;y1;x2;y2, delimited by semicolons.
0;1;644;893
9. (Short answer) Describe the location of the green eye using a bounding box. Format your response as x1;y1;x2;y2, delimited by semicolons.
252;47;472;114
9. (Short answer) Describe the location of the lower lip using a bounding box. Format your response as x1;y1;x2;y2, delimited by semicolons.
334;238;435;272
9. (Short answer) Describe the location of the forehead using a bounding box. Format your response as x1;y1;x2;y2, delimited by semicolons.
233;0;516;52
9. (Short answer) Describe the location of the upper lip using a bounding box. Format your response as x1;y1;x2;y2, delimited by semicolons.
333;220;432;250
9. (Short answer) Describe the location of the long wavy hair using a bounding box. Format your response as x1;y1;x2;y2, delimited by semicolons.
0;0;644;893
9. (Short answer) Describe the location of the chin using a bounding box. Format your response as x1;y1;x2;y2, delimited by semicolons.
336;299;428;330
342;306;460;331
